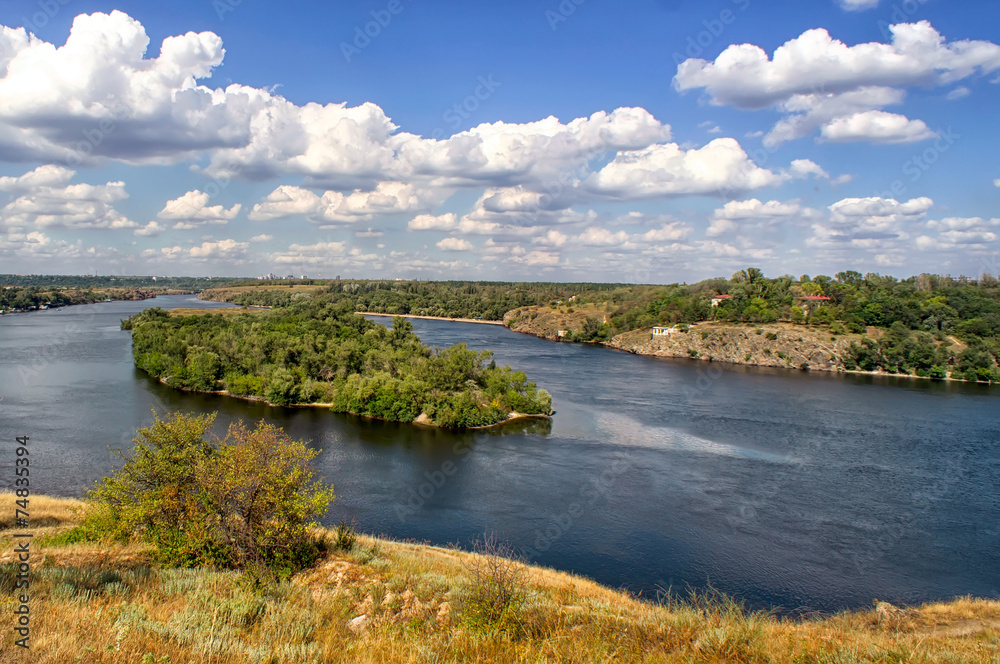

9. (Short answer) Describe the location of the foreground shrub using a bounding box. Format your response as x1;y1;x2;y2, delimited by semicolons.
462;533;529;636
85;412;334;578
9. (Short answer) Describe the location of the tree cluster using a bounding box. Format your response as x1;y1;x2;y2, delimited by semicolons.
126;300;553;428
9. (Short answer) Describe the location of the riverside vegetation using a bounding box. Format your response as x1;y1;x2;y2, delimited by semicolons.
122;300;553;429
1;413;998;662
202;269;1000;382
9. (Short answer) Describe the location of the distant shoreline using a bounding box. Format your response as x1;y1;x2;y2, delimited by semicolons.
358;312;505;326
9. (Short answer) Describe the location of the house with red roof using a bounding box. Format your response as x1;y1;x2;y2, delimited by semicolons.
710;294;733;307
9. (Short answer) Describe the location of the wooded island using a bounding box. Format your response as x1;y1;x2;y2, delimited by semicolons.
123;299;553;429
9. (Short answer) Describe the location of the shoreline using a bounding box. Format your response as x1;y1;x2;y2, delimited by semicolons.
154;376;550;430
604;330;993;387
358;312;505;326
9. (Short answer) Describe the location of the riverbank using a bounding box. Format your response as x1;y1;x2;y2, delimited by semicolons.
154;376;550;430
359;312;505;325
3;493;998;663
499;304;991;385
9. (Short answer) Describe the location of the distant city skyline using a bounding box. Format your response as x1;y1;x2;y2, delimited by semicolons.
0;1;998;282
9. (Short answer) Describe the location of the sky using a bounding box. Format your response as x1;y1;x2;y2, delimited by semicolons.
0;0;998;282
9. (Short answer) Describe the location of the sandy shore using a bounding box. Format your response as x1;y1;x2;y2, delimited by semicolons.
358;312;505;326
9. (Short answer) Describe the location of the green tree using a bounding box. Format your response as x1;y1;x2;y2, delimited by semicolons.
85;413;334;577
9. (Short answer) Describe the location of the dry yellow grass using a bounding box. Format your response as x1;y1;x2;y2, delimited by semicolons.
200;284;327;299
1;496;998;663
0;491;83;529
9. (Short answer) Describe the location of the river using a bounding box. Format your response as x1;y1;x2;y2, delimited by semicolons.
0;295;997;613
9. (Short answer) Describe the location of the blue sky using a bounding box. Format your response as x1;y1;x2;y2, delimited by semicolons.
0;0;998;281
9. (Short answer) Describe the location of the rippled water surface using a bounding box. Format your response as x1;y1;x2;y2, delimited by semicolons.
1;296;997;612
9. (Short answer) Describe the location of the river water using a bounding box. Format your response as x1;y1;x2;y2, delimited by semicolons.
1;295;997;613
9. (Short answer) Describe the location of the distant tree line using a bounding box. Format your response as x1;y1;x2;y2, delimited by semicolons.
198;270;1000;383
125;300;553;428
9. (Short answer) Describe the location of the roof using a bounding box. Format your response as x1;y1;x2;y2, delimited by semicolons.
801;296;831;301
711;294;733;299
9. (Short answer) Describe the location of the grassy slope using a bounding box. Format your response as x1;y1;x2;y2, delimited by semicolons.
1;494;998;663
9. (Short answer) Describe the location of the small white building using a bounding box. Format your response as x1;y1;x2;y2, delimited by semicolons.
652;326;679;337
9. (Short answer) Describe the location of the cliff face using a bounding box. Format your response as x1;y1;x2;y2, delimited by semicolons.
504;305;861;373
606;323;862;373
504;303;610;341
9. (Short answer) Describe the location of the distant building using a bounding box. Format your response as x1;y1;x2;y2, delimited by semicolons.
711;295;733;307
652;326;679;337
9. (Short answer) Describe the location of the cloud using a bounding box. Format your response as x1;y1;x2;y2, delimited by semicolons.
389;107;671;189
916;217;1000;251
268;241;351;266
0;230;94;259
409;213;458;231
584;138;785;199
0;9;812;226
994;179;1000;187
577;227;630;247
713;198;806;221
437;237;474;251
0;165;75;192
145;238;249;261
0;12;670;192
158;190;241;229
249;182;430;225
837;0;879;10
946;86;971;100
0;11;234;165
708;198;811;237
819;110;937;143
134;221;165;237
674;22;1000;145
807;196;934;265
788;159;830;179
0;165;136;231
249;234;273;243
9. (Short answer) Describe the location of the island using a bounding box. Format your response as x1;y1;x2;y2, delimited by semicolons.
122;299;553;429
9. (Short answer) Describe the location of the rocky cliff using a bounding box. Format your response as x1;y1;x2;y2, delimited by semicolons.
606;323;862;373
504;305;867;374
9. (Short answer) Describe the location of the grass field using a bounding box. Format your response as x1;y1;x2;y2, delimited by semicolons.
1;494;997;663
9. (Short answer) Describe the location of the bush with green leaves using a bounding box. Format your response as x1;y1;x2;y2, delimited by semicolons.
84;412;334;578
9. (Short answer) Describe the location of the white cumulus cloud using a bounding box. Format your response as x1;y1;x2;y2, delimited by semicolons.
437;237;474;251
585;138;785;199
0;165;136;231
158;190;242;229
674;22;1000;145
820;110;937;143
